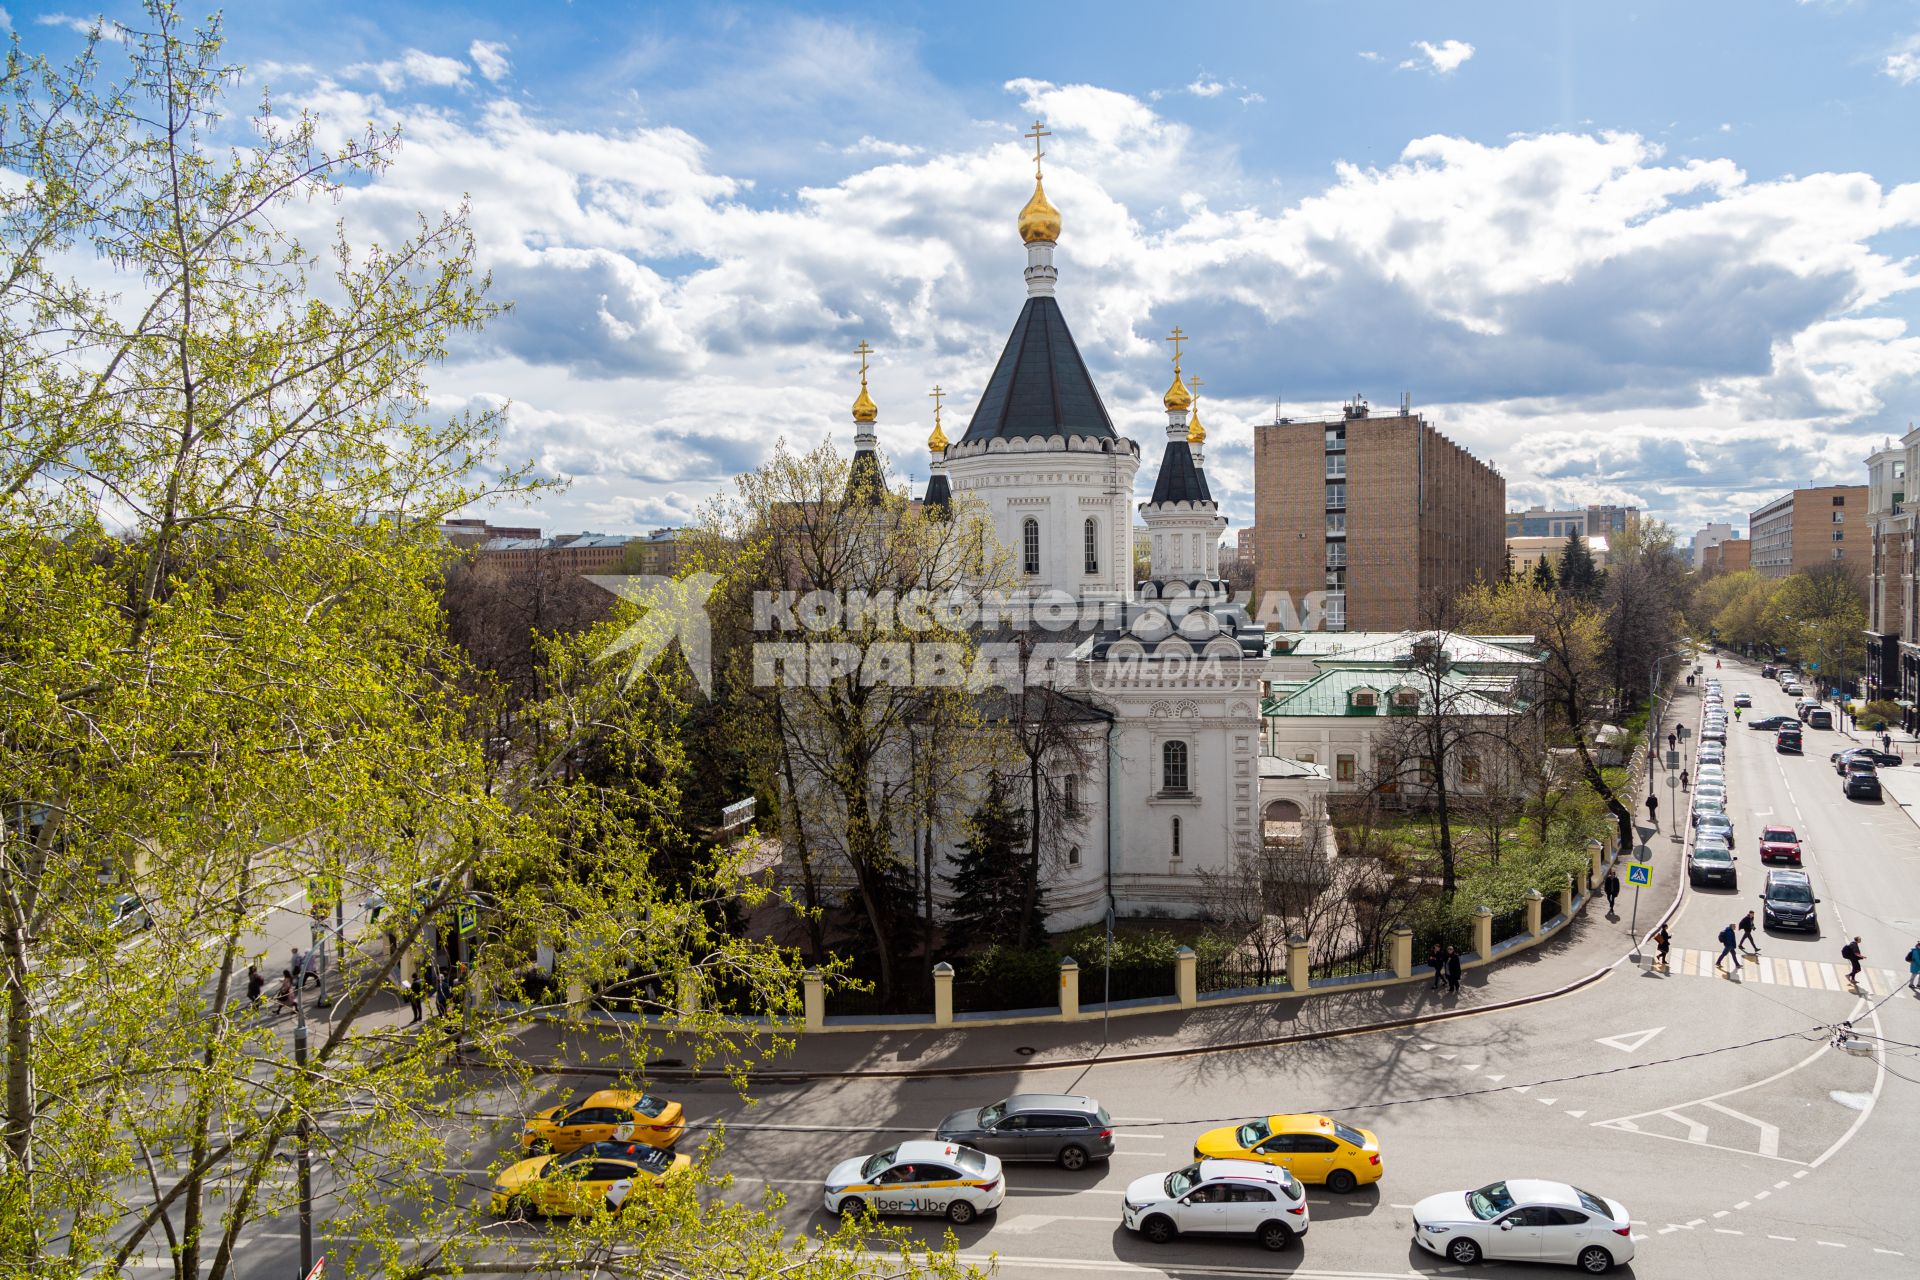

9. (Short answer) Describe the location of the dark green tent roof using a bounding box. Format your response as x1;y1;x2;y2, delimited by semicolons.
960;296;1117;445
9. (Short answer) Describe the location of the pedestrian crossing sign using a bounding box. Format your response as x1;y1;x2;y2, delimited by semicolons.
1627;864;1651;886
458;902;477;936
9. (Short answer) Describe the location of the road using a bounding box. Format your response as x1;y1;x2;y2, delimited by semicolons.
125;657;1920;1280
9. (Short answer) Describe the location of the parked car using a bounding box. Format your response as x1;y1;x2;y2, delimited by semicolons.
1757;826;1803;865
1700;725;1728;745
1691;789;1729;814
1687;839;1738;888
1694;812;1734;845
1410;1179;1633;1273
1696;746;1725;766
1760;870;1819;932
1750;714;1795;731
1843;767;1882;800
1807;709;1833;730
105;891;153;935
1832;747;1902;773
935;1093;1115;1170
1694;765;1726;788
1776;728;1803;754
1784;682;1804;696
1123;1160;1309;1251
1761;664;1777;679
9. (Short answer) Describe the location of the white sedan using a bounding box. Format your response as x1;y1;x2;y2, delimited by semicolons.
822;1140;1003;1224
1412;1179;1633;1273
1122;1159;1309;1251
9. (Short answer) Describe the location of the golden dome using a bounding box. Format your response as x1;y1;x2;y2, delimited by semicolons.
1018;176;1061;244
852;381;877;423
1187;408;1206;445
1163;371;1192;413
928;416;949;452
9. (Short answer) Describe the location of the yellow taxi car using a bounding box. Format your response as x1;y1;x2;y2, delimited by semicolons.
490;1140;691;1217
1193;1113;1382;1193
520;1089;686;1155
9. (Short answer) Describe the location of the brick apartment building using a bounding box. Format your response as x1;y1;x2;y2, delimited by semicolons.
1748;485;1868;579
1253;398;1505;631
1699;538;1750;574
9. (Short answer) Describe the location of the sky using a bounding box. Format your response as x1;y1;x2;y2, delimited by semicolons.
13;0;1920;543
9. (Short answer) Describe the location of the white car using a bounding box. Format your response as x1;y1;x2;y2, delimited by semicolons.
1694;765;1726;786
1411;1179;1633;1273
822;1140;1003;1224
1123;1159;1309;1251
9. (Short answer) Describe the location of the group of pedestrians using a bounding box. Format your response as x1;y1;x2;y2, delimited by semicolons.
1425;943;1463;995
240;942;464;1025
1711;913;1762;972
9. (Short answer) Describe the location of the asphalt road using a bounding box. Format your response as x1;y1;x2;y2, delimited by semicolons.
128;658;1920;1280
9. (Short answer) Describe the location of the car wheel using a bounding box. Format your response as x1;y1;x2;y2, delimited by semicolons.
525;1138;551;1156
1326;1169;1358;1194
836;1196;865;1220
1057;1144;1089;1171
1447;1238;1481;1265
1258;1220;1295;1251
947;1198;977;1225
1578;1245;1615;1273
1141;1214;1176;1244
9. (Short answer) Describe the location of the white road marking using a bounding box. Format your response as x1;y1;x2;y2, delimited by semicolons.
1755;1191;1769;1200
1775;1180;1791;1189
1713;1210;1730;1219
1483;1073;1506;1082
1817;1241;1846;1248
1769;1235;1796;1242
1594;1026;1666;1053
1734;1200;1751;1210
1795;1170;1810;1178
1662;1111;1710;1144
1537;1097;1557;1106
1874;1248;1905;1256
1461;1064;1480;1071
1564;1110;1587;1119
1701;1100;1781;1159
1513;1086;1532;1094
1714;1228;1742;1235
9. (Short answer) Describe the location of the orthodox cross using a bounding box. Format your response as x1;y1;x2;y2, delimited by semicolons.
1024;120;1051;177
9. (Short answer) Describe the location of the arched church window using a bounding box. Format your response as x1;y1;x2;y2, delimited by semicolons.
1023;517;1040;575
1171;815;1182;858
1084;518;1099;574
1063;775;1079;813
1163;740;1189;794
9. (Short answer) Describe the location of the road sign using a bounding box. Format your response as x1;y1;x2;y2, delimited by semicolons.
304;1259;326;1280
1678;725;1690;740
1632;845;1652;863
1627;864;1651;886
457;902;477;936
1665;751;1679;769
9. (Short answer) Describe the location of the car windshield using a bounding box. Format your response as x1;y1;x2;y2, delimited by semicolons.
1332;1121;1367;1147
552;1146;596;1170
1761;828;1796;843
977;1102;1006;1128
1573;1187;1611;1218
952;1147;988;1174
1467;1181;1514;1220
1693;844;1731;862
1165;1164;1201;1199
861;1148;898;1180
1769;881;1814;904
1236;1119;1271;1147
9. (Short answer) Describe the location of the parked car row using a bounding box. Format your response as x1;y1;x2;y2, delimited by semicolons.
1689;680;1739;888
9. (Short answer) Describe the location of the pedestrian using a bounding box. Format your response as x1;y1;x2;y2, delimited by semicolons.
405;976;424;1024
1653;925;1672;969
1884;732;1895;755
274;971;298;1013
289;947;306;989
1645;792;1660;831
1906;941;1920;993
1444;946;1462;995
1714;923;1740;972
1681;768;1690;792
306;941;327;993
1603;868;1621;915
434;969;451;1018
1734;706;1742;722
1668;731;1678;753
1842;937;1865;987
1427;943;1445;990
246;963;264;1005
1738;910;1760;954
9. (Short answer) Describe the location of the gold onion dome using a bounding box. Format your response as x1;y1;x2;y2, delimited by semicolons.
1019;177;1061;243
1163;371;1193;413
928;416;949;452
852;382;878;423
1187;407;1206;444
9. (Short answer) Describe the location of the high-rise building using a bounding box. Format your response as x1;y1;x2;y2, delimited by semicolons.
1690;522;1737;569
1748;486;1869;579
1253;398;1505;631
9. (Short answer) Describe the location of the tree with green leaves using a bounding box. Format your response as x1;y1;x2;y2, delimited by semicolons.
1557;531;1603;600
940;773;1045;939
0;12;977;1280
1530;556;1557;591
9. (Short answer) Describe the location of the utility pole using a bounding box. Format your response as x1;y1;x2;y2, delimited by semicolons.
293;1011;313;1280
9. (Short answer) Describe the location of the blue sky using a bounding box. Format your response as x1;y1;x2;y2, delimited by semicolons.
14;0;1920;541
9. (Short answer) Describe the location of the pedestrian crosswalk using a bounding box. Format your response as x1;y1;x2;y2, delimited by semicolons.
1643;947;1910;996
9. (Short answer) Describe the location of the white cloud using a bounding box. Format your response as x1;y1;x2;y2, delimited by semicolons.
1357;50;1382;63
843;135;921;158
1719;122;1734;132
469;39;511;82
1187;76;1226;98
0;8;12;31
1239;92;1266;106
1401;39;1477;75
343;49;470;91
1884;50;1920;85
34;13;99;35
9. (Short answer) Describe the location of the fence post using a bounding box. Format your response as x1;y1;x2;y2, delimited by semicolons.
1588;839;1604;890
803;967;825;1032
1471;905;1494;960
1058;957;1080;1020
1286;935;1310;993
933;961;955;1027
1390;924;1413;979
1559;874;1575;922
1175;946;1198;1008
1525;889;1545;938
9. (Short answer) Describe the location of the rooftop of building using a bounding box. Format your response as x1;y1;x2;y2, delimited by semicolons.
1261;664;1525;718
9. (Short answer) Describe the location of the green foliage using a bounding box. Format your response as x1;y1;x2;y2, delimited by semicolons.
1531;555;1557;591
940;774;1046;940
1857;699;1902;731
1557;532;1602;599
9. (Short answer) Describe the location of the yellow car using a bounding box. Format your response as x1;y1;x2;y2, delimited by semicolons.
1193;1113;1382;1193
490;1140;691;1217
521;1089;686;1155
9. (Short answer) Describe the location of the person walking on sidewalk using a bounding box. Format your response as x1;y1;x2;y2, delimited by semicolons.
1885;732;1895;755
1681;768;1689;792
246;963;264;1006
405;976;424;1024
1842;937;1865;987
1653;925;1673;970
1738;911;1760;955
274;971;298;1014
1427;943;1445;991
1645;792;1660;831
1603;868;1621;915
1714;923;1740;972
1906;941;1920;992
1444;947;1462;995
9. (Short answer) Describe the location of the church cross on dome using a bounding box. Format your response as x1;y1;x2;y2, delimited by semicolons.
1164;325;1191;370
854;339;874;380
1024;119;1051;177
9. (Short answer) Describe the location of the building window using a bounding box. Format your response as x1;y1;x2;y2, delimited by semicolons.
1326;542;1346;568
1834;495;1846;506
1326;453;1347;478
1325;482;1346;510
1336;753;1356;782
1023;517;1040;575
1461;752;1482;784
1325;427;1345;451
1170;816;1182;858
1084;517;1099;574
1063;775;1079;814
1326;512;1346;535
1833;511;1845;523
1068;845;1080;866
1163;740;1190;794
1833;529;1845;541
1349;688;1377;710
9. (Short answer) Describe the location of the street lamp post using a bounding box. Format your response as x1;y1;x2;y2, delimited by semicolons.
293;1010;314;1280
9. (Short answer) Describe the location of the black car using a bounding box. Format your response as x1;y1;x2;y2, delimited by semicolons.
1832;747;1902;772
1760;871;1819;932
1750;714;1796;731
1776;729;1803;753
1687;840;1738;888
1843;769;1882;800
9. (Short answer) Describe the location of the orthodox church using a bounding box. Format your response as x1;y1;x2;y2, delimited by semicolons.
839;128;1289;930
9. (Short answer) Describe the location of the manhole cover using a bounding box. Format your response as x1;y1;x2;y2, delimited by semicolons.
1014;1046;1037;1056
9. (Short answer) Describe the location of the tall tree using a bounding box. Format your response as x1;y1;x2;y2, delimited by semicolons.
1600;521;1690;713
1557;531;1602;600
1531;556;1557;591
940;774;1045;939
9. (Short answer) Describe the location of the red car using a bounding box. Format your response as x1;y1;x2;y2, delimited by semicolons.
1758;826;1802;865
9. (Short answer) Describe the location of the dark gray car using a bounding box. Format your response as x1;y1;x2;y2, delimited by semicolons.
935;1093;1115;1170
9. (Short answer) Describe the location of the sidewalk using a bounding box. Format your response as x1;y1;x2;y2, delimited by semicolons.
513;706;1696;1082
